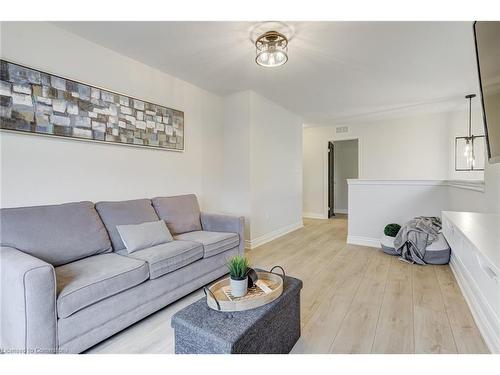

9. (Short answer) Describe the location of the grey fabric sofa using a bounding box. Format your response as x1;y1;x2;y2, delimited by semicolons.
0;194;244;354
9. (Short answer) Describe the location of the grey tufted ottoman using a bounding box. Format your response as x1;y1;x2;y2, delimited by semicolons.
171;274;303;354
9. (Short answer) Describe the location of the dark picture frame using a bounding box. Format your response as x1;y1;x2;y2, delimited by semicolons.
0;60;184;151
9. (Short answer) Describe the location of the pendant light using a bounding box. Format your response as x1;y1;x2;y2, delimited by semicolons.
455;94;486;171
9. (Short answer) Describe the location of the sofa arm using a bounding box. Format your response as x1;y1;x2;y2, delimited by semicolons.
200;213;245;254
0;246;57;354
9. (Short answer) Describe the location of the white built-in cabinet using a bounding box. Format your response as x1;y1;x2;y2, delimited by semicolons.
442;211;500;353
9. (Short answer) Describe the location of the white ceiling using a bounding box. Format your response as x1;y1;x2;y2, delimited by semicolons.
54;21;480;124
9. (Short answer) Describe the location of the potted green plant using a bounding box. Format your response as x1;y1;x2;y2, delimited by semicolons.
381;223;401;255
227;255;250;297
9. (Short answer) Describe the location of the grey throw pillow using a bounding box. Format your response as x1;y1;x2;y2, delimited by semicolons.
116;220;173;253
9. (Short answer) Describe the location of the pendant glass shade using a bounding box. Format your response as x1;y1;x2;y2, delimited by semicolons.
255;31;288;67
455;94;486;171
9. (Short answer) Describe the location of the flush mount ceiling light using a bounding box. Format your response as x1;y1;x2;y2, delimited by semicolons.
255;30;288;67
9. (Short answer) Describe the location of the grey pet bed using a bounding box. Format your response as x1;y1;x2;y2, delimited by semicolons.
380;233;451;265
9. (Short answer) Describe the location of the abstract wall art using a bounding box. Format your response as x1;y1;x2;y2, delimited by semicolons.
0;60;184;151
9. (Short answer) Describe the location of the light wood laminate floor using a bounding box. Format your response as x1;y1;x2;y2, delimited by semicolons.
87;216;489;354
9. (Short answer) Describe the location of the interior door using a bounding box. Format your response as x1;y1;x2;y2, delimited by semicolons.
328;141;335;218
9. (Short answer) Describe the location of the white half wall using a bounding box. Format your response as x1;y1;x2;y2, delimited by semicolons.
0;22;224;210
347;180;450;247
347;177;498;248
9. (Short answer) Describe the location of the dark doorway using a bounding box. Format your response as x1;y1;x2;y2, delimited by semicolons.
328;141;335;218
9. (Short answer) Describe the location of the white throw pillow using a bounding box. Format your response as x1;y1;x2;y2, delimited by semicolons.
116;220;173;253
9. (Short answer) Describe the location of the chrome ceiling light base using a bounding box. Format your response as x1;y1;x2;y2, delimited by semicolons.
255;30;288;67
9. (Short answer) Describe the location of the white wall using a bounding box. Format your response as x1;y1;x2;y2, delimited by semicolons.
249;92;303;242
303;112;452;217
345;107;500;245
449;161;500;214
219;91;252;237
333;140;358;212
0;23;305;248
219;91;303;246
0;22;223;210
446;107;500;214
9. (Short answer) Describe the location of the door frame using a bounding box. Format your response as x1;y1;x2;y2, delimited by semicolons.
328;141;335;218
323;137;362;219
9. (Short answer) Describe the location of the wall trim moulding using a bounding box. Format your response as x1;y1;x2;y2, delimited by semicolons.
334;208;348;214
347;179;486;192
447;179;486;192
347;179;448;186
346;235;381;248
302;212;328;219
245;221;304;250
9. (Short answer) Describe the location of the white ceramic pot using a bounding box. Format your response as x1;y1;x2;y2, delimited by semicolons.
230;277;248;297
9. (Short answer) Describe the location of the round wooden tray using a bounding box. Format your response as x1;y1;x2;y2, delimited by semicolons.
204;267;284;312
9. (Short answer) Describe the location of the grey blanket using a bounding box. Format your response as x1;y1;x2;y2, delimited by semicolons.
394;216;442;265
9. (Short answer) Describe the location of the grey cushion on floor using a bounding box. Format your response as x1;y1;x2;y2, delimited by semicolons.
423;233;451;265
381;232;450;265
152;194;202;235
175;230;239;258
0;201;111;266
118;240;203;279
55;253;149;318
96;199;159;251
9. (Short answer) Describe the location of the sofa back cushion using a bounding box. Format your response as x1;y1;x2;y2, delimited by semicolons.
0;201;111;266
95;199;159;251
152;194;202;235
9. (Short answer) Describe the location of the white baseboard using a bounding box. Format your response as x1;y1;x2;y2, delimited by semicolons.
334;208;348;214
346;235;381;248
245;221;304;250
302;212;327;219
449;255;500;353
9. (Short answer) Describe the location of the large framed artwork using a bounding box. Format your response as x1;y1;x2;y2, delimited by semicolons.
0;60;184;151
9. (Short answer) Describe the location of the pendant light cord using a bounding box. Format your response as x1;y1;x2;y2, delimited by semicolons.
468;96;472;138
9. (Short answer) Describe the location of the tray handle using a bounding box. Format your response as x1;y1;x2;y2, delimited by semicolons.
203;287;221;311
269;265;286;280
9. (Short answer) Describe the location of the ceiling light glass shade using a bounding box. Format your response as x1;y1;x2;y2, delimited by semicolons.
255;31;288;67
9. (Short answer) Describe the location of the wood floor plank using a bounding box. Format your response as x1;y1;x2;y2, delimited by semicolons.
329;250;390;353
435;266;489;353
372;257;414;353
294;246;372;353
412;265;458;354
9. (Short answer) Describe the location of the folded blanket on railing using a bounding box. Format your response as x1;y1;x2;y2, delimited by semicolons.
394;216;442;265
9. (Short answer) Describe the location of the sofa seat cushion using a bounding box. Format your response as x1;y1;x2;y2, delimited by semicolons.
119;240;203;279
95;199;159;251
175;231;239;258
55;253;149;318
